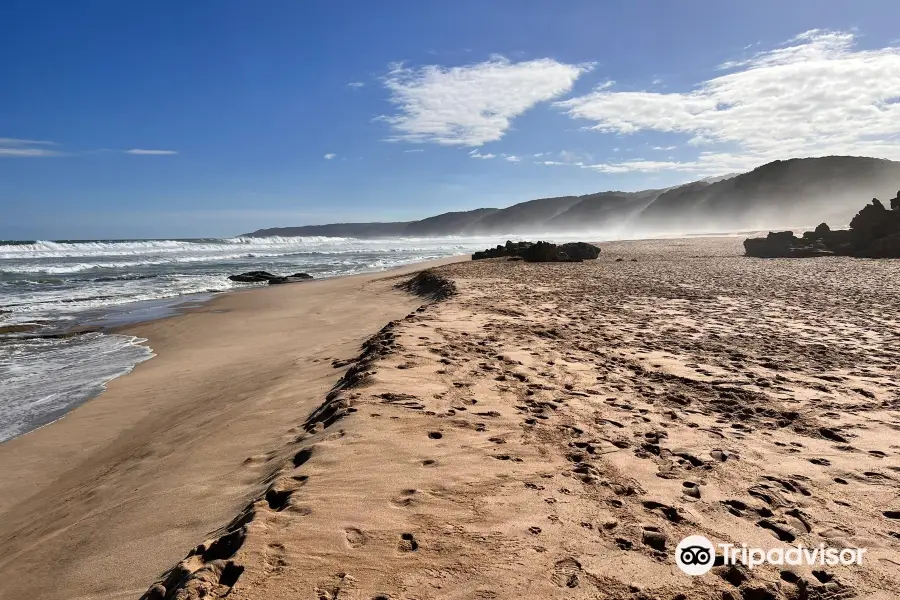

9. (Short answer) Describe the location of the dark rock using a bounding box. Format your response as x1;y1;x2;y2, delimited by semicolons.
472;240;596;262
268;275;313;285
851;198;888;237
230;271;314;284
863;233;900;258
558;242;601;260
744;193;900;259
743;232;831;258
523;241;563;262
472;240;534;260
228;271;278;283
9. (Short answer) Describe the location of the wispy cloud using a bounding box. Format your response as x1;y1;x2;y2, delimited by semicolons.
324;153;337;160
505;155;521;162
468;149;496;159
125;149;178;155
532;150;591;168
380;56;593;146
403;148;425;153
555;30;900;174
0;137;60;157
347;81;365;89
652;145;677;151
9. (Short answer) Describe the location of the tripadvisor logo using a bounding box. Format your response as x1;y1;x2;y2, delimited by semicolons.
676;535;716;575
675;535;866;576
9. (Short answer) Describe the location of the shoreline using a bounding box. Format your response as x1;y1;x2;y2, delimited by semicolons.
0;255;470;445
0;255;465;600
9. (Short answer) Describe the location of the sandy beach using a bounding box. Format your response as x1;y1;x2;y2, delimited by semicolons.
0;257;461;600
2;239;900;600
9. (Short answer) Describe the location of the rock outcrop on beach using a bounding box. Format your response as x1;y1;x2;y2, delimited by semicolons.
471;240;600;262
743;191;900;258
471;241;533;260
229;271;313;284
558;242;602;260
228;271;278;282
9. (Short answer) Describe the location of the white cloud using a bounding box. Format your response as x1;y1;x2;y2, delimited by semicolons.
532;152;545;157
468;149;495;159
505;155;521;162
324;153;337;160
348;81;365;89
403;148;424;153
380;56;593;146
0;137;55;146
652;145;677;151
0;137;59;157
555;30;900;173
125;149;178;155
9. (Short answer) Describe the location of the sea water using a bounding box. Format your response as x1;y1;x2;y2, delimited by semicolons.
0;235;504;442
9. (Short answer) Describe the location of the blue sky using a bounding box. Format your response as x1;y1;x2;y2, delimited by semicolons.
2;0;899;239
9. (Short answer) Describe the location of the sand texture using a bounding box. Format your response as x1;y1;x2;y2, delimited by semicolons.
3;239;900;600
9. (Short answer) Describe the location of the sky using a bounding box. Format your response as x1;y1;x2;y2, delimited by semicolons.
2;0;900;239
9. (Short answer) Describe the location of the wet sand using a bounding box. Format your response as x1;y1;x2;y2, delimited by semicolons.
3;239;900;600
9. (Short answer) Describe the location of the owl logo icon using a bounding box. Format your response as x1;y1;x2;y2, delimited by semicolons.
675;535;716;575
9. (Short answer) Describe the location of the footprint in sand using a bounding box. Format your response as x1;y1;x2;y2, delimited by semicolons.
264;543;288;573
397;533;418;552
391;489;419;508
265;488;294;512
344;527;368;549
550;557;582;588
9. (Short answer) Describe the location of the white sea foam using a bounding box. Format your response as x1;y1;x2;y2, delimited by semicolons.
0;236;474;261
0;333;154;443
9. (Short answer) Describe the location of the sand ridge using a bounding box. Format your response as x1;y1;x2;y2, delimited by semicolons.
138;238;900;600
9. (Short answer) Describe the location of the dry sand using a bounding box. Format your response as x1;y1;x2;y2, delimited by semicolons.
3;239;900;600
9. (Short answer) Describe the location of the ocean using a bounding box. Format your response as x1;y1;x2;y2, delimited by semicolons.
0;235;503;442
